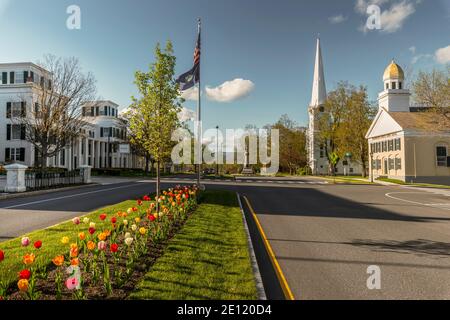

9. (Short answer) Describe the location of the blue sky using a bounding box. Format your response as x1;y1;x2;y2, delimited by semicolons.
0;0;448;130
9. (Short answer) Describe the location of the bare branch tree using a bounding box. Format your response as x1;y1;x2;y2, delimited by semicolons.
13;55;96;168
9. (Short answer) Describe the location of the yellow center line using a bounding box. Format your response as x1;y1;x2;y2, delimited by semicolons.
243;196;295;300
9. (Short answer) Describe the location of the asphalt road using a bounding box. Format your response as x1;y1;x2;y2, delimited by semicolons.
1;176;450;299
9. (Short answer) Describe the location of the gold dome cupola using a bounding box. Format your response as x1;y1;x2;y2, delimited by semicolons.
383;60;405;91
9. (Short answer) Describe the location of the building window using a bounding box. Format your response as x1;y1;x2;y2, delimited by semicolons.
2;72;7;84
436;146;448;167
392;82;396;90
15;72;24;84
388;140;394;151
388;158;395;170
386;83;389;90
394;138;401;151
395;157;401;170
382;141;387;152
11;124;23;140
5;148;25;162
399;82;402;90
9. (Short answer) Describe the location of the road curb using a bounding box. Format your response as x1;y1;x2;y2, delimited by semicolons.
243;196;295;300
0;183;99;201
236;192;267;300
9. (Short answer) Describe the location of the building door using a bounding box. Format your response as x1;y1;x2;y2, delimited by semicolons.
384;158;388;175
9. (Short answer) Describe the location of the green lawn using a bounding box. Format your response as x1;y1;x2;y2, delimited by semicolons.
0;200;142;290
318;175;373;184
129;190;257;300
376;177;450;189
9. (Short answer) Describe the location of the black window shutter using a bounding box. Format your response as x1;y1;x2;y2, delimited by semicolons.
5;148;10;162
2;72;7;84
19;148;25;162
9;72;15;84
100;127;104;137
21;125;26;140
6;124;11;140
6;102;11;118
30;71;34;82
109;127;112;137
24;71;29;83
21;101;26;117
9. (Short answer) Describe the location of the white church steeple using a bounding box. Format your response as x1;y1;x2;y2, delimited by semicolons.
310;38;327;107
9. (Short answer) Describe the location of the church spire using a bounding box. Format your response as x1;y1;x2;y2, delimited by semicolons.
310;37;327;107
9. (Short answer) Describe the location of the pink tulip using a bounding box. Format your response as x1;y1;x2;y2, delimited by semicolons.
72;217;80;225
21;237;30;247
66;277;78;290
97;241;107;251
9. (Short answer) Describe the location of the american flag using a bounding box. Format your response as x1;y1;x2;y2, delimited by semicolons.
193;33;201;66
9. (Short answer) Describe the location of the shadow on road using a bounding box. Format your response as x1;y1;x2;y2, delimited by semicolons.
351;239;450;258
242;186;450;223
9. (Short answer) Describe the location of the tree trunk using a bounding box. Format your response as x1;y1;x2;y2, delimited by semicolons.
145;154;150;175
361;158;367;178
156;160;160;212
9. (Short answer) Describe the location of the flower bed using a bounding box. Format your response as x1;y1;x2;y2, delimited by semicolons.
0;185;198;300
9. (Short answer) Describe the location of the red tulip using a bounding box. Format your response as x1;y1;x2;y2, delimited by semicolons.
132;207;138;212
110;243;119;253
149;215;156;222
143;195;150;201
34;240;42;249
19;269;31;280
111;217;117;224
99;214;107;221
88;227;96;235
0;250;4;262
137;200;143;206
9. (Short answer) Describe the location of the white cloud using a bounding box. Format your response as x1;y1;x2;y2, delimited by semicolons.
356;0;417;33
409;46;416;54
380;1;416;33
355;0;390;14
205;79;255;103
328;14;347;24
178;107;196;122
411;53;432;64
435;45;450;64
180;86;199;101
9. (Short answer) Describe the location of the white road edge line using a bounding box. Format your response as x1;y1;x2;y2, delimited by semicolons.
4;183;141;209
236;192;267;300
385;192;450;212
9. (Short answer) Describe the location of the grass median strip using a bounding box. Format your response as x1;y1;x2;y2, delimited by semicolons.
129;190;258;300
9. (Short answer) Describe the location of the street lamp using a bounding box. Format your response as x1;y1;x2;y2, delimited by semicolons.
216;125;219;176
369;150;374;183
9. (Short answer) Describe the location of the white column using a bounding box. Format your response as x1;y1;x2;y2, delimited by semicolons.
84;138;89;166
91;140;95;168
77;138;82;168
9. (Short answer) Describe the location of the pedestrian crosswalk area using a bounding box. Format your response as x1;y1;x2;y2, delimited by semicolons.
160;178;329;185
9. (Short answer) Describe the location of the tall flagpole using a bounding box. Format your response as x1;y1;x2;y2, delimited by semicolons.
197;18;202;188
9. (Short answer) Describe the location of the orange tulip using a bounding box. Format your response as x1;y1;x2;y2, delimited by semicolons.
78;232;86;241
71;258;79;266
52;255;65;267
87;241;95;251
17;279;29;292
23;253;35;265
98;232;107;241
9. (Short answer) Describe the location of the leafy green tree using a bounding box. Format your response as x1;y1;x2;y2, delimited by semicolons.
318;82;349;175
129;41;182;203
336;86;376;177
272;115;307;175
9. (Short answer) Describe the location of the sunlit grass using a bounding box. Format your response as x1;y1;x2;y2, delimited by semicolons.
130;191;257;300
